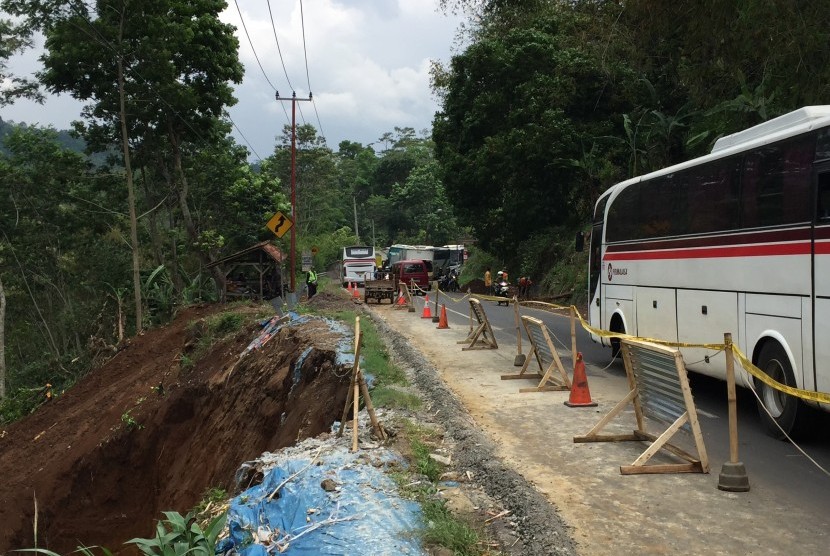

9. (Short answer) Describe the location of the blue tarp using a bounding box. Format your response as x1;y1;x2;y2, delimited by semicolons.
219;444;423;555
220;314;407;554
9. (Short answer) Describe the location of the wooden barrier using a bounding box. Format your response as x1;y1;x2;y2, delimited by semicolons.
574;338;709;475
500;316;571;393
337;317;386;450
460;298;498;350
393;283;416;312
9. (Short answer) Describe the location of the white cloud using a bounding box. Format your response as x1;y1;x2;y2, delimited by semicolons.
2;0;464;159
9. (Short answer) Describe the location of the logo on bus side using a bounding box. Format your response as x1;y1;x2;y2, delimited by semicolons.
607;263;627;281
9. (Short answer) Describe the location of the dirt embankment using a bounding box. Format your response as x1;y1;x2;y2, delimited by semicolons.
0;303;352;553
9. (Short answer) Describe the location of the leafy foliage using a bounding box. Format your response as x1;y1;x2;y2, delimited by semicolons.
126;511;227;556
433;7;628;259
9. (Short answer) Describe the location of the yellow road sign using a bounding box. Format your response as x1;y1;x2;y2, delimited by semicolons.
266;211;293;238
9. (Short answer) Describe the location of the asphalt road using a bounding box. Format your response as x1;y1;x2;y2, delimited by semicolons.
422;291;830;517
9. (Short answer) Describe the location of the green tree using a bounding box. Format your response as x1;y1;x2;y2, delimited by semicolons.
0;18;42;106
620;0;830;139
389;160;459;245
433;7;626;259
0;125;129;409
7;0;245;305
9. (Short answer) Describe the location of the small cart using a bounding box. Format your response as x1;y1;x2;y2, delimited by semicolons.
364;279;396;304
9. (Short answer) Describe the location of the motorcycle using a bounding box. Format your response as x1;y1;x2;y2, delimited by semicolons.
494;280;510;305
438;268;459;292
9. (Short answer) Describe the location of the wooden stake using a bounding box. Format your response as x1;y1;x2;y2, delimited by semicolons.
352;319;362;451
724;333;739;463
514;296;523;355
352;370;359;451
570;306;577;371
359;372;386;440
337;320;362;438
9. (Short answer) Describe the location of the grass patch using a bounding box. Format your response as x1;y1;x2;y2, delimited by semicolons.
206;311;247;336
410;437;442;482
422;498;481;556
297;306;410;405
182;310;250;369
390;418;492;555
370;386;421;410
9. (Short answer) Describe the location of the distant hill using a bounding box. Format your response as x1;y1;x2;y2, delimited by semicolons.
0;117;111;166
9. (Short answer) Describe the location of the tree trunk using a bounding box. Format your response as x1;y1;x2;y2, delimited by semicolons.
167;125;226;301
140;165;165;269
0;274;6;399
117;12;143;332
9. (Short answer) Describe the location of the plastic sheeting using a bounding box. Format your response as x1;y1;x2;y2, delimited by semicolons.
219;439;423;555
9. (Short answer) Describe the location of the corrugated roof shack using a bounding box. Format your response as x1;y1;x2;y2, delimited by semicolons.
208;241;285;301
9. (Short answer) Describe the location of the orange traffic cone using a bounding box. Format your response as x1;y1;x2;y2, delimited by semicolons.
437;304;450;329
352;282;360;299
396;290;406;306
421;295;432;319
565;353;597;407
347;281;353;294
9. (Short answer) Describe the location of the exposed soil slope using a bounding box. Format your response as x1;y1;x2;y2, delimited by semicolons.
0;300;351;553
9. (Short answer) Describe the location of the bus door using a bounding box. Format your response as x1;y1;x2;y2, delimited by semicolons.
813;165;830;394
588;194;609;340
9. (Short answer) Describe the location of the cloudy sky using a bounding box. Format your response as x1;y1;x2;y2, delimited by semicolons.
2;0;466;160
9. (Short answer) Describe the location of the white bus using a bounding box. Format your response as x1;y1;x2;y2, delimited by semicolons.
340;246;376;287
588;106;830;438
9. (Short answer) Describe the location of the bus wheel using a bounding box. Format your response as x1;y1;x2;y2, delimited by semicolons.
755;342;814;440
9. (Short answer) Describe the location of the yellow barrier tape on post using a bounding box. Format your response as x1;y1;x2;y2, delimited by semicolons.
472;293;513;303
519;300;571;312
731;345;830;405
569;307;725;351
436;288;471;303
518;300;830;404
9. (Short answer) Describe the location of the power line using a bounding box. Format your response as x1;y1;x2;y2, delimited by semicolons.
233;0;278;92
224;111;263;161
65;8;212;147
266;0;295;92
264;0;305;126
299;0;327;145
67;5;265;162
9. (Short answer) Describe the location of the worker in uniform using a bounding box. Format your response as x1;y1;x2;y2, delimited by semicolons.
306;267;318;300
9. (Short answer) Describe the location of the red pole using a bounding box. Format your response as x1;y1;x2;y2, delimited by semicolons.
275;91;312;293
290;93;297;293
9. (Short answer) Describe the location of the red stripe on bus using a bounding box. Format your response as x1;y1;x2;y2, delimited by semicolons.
604;227;812;253
815;241;830;254
604;242;811;261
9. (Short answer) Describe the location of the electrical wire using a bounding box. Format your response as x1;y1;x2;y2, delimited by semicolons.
65;6;210;147
68;4;268;161
224;110;263;161
299;0;327;144
262;0;293;126
266;0;295;92
233;0;278;92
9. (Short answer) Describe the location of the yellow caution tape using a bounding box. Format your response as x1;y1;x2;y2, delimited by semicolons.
516;301;830;404
731;346;830;405
470;293;514;303
434;288;471;303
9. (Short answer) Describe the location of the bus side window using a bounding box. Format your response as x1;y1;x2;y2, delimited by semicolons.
818;173;830;221
742;135;813;228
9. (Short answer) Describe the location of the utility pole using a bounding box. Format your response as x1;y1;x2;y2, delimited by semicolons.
276;91;312;292
353;195;360;243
